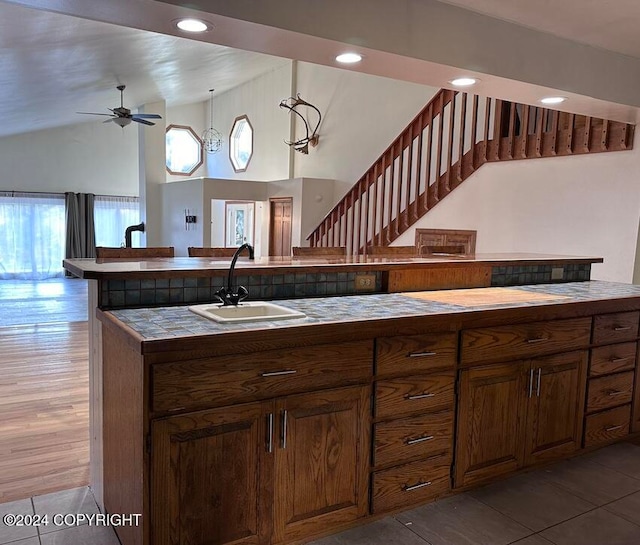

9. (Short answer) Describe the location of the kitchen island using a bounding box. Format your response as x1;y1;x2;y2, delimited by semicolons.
97;281;640;545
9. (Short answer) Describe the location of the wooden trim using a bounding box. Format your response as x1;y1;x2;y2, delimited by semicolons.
229;114;254;173
165;124;204;177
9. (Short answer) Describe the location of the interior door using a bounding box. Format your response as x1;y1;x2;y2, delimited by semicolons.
269;197;292;257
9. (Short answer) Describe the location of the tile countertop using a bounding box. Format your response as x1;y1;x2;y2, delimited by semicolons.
107;281;640;341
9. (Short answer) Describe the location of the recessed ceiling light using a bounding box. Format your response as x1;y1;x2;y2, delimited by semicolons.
540;96;567;105
336;52;362;64
450;77;477;87
175;18;210;32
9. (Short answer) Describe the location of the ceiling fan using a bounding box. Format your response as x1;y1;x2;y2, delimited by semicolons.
77;85;162;127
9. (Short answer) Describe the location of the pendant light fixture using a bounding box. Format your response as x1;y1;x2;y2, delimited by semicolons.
202;88;223;154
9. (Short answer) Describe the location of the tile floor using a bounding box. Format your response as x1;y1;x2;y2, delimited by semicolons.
1;442;640;545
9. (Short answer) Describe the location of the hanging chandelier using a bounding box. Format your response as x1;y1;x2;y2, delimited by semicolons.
202;88;223;154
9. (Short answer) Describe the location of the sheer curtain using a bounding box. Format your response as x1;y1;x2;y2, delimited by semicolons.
0;191;66;279
94;195;140;247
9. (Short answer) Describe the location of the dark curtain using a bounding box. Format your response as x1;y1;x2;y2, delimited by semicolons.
65;192;96;259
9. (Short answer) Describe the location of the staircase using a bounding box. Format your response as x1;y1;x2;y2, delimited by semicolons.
307;89;635;254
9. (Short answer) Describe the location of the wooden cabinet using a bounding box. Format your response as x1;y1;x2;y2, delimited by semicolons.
584;311;640;446
151;402;273;545
372;332;456;513
455;351;587;488
273;387;369;543
152;386;369;545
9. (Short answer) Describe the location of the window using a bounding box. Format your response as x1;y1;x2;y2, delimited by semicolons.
0;192;65;279
165;124;203;176
94;196;140;247
229;115;253;172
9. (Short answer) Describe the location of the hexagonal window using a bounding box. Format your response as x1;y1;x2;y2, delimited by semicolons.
229;115;253;172
166;124;203;176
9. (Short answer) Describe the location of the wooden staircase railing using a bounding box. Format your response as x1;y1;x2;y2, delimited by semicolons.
307;90;634;254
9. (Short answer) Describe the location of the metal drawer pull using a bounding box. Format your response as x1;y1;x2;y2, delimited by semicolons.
266;413;274;453
407;351;437;358
607;390;626;397
536;368;542;397
281;410;288;449
261;370;297;377
528;368;534;398
605;425;624;432
406;393;436;400
526;337;549;344
403;481;432;492
613;326;632;331
406;435;434;445
610;357;631;363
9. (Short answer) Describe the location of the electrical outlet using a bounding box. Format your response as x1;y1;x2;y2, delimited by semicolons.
355;273;376;291
551;267;564;281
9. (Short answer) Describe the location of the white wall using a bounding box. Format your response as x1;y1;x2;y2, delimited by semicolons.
0;121;139;195
394;146;640;283
293;63;440;201
160;179;205;256
206;63;293;181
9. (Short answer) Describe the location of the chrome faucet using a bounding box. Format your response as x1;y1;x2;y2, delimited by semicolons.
214;243;255;306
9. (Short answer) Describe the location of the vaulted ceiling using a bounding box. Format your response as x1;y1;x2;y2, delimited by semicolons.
2;0;640;139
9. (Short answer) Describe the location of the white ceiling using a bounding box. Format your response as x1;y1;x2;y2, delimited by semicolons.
0;1;288;137
2;0;640;139
438;0;640;58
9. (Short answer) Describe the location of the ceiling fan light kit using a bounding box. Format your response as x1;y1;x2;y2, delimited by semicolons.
77;85;162;128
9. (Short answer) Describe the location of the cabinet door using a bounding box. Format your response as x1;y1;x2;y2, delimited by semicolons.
273;386;370;544
524;351;587;466
152;401;274;545
455;362;529;488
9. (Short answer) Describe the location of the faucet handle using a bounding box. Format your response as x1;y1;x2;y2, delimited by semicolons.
213;287;229;305
235;285;249;304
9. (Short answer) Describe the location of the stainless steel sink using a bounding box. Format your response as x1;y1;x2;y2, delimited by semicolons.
188;301;306;323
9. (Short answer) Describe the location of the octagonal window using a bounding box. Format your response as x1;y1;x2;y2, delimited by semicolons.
229;115;253;172
166;124;203;176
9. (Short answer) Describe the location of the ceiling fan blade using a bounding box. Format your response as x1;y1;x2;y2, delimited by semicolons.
77;112;115;117
103;118;115;124
132;118;155;126
132;113;162;119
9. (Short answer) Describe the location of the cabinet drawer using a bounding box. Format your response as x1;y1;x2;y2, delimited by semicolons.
584;405;631;448
590;343;637;377
461;317;591;366
593;312;639;345
586;371;634;413
375;373;455;420
371;453;451;513
151;340;373;412
376;333;457;377
374;410;453;468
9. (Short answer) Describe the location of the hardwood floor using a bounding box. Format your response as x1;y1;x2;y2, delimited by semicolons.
0;279;89;503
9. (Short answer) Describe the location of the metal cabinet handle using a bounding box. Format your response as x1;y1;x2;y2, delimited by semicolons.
528;368;534;398
536;368;542;397
406;393;435;400
281;410;288;449
403;481;432;492
405;435;434;445
407;351;437;358
261;370;297;377
608;390;626;397
605;424;624;432
526;337;550;344
266;413;274;453
613;326;632;331
610;357;631;363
